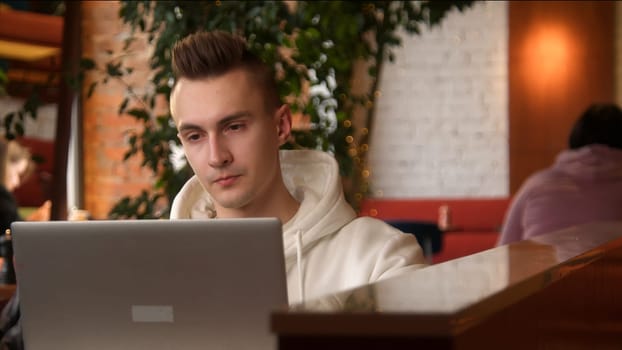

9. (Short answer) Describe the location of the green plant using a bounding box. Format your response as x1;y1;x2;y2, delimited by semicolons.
86;0;475;219
2;91;43;140
0;63;45;140
0;68;7;96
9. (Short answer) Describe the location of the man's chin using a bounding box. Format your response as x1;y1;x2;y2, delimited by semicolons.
212;193;252;212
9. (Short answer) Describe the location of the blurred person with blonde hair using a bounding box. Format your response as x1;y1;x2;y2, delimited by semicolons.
0;138;51;234
0;138;50;350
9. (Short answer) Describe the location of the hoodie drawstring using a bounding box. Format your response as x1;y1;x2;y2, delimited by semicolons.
295;230;305;303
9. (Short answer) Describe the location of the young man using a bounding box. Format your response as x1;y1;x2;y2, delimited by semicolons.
169;30;426;304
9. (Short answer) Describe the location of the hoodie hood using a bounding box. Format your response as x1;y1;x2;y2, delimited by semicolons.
170;149;356;260
169;175;216;219
278;150;356;263
553;144;622;181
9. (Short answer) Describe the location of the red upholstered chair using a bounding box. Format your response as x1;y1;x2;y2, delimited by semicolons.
360;198;511;264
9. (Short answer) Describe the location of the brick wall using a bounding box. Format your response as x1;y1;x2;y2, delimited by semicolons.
81;1;158;219
367;1;509;198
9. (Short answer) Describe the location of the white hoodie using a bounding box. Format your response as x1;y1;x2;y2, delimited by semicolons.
170;149;427;304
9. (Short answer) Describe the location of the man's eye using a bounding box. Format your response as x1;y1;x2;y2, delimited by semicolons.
185;133;201;142
227;123;245;132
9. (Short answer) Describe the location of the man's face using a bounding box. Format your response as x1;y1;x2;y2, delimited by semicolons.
170;68;290;215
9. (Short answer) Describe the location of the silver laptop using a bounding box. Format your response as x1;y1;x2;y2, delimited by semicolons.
11;218;288;350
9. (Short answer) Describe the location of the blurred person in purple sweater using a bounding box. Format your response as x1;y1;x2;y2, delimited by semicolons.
498;103;622;245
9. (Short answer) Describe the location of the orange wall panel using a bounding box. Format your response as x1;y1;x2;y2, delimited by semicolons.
509;1;615;193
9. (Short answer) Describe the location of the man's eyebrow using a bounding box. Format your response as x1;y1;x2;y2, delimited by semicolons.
177;123;202;133
217;111;252;127
177;111;252;132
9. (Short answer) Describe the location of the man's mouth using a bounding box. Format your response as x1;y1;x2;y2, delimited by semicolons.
214;175;240;187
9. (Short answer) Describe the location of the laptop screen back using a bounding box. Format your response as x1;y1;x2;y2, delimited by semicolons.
11;218;287;350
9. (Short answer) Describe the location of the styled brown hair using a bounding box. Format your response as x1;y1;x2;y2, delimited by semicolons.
171;30;281;113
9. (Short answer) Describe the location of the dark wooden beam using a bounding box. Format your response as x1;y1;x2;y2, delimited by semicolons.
0;8;63;100
6;55;62;72
5;80;59;104
50;1;79;220
0;7;63;46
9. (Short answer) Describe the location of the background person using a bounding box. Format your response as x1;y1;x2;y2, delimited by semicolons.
0;138;51;234
498;103;622;245
0;138;51;350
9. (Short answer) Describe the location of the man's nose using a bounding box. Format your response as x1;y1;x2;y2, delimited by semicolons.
207;136;232;167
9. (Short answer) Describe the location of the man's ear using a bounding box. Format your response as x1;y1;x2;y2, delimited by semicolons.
275;104;292;146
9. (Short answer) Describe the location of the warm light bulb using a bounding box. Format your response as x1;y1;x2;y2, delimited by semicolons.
524;24;574;96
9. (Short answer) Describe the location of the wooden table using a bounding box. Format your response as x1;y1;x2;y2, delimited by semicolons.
272;221;622;349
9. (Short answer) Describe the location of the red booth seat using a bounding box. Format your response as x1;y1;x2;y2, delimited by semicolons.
360;197;511;263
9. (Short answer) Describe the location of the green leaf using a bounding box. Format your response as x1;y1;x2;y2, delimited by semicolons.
106;62;124;77
15;123;24;136
126;108;150;121
0;69;7;84
118;98;129;115
80;58;96;70
87;82;98;98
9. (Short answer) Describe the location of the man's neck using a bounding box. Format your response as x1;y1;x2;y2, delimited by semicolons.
214;184;300;225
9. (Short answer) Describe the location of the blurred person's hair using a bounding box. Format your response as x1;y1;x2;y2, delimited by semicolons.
569;103;622;150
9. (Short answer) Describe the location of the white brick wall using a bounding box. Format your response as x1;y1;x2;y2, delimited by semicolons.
0;96;57;140
368;1;509;198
